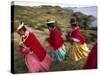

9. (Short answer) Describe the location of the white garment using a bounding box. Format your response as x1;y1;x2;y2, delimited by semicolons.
71;38;80;42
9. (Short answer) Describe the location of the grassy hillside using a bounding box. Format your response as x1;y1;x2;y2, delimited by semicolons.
12;5;97;73
14;5;73;32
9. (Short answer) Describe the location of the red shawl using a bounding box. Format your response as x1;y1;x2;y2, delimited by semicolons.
21;31;46;61
68;26;85;44
47;27;64;50
84;43;97;69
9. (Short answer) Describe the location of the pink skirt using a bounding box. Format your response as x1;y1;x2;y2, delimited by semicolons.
25;52;53;73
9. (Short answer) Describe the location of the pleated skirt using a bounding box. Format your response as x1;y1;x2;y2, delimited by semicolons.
69;42;90;61
49;44;67;62
25;52;53;73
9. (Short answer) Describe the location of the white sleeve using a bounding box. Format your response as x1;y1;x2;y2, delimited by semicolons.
71;38;80;42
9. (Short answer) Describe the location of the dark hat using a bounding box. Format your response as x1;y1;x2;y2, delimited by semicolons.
70;18;78;25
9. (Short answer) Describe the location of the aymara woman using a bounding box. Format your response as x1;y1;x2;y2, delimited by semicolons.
46;20;66;62
16;22;53;73
67;18;90;61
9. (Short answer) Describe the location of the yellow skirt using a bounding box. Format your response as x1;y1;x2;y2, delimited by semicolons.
69;42;90;61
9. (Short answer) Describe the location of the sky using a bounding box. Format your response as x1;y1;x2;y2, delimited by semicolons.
73;7;97;17
13;1;96;7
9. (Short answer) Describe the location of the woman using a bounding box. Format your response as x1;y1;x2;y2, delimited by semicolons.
16;22;53;73
84;43;97;69
67;19;90;61
46;21;66;62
